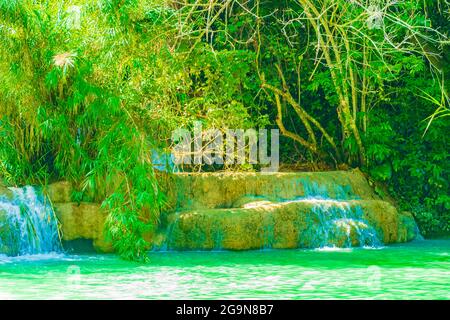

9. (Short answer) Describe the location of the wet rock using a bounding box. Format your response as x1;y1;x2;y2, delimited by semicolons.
45;181;72;203
157;200;417;250
398;211;420;242
0;208;19;256
42;170;419;253
0;184;13;200
54;202;113;253
232;195;272;208
164;170;379;210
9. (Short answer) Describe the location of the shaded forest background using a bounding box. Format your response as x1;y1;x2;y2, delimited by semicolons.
0;0;448;260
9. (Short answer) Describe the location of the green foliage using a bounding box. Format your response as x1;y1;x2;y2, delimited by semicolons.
364;97;449;236
0;0;170;261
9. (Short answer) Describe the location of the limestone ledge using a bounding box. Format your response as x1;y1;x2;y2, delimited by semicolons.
53;202;113;253
165;169;380;210
45;170;379;209
52;199;417;253
155;200;417;251
42;170;418;253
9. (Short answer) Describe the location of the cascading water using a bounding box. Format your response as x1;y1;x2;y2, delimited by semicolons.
297;180;381;248
0;186;61;256
158;212;181;251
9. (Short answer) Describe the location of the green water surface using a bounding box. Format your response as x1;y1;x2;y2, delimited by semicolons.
0;240;448;299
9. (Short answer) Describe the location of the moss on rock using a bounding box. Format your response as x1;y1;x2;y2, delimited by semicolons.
157;199;417;250
164;169;379;210
43;170;419;253
54;202;113;253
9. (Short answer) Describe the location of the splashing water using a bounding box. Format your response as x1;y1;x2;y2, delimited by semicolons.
158;212;181;251
298;180;381;248
157;179;385;251
0;186;61;256
299;201;382;248
300;180;359;200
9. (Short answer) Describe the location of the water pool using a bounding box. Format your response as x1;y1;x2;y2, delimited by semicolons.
0;240;448;300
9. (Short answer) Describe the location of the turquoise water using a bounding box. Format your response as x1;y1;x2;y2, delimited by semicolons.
0;240;448;299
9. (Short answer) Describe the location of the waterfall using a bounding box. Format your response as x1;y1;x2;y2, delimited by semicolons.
298;180;381;248
0;186;61;256
155;172;415;251
298;201;382;248
157;212;180;251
